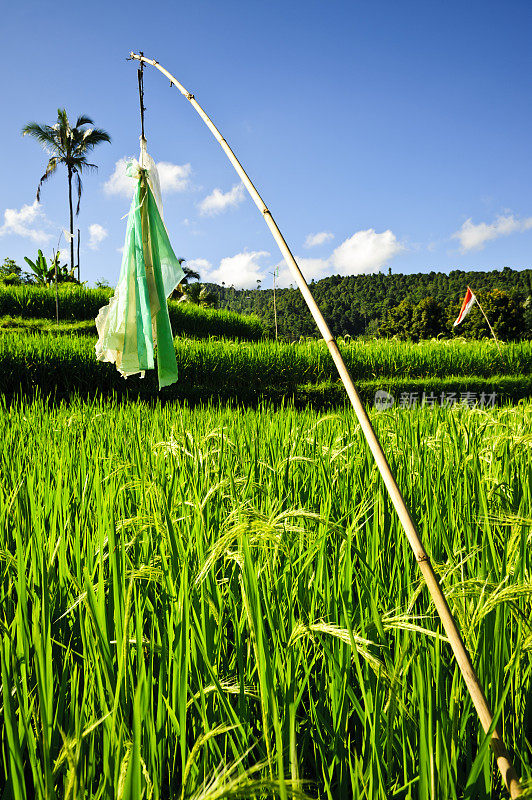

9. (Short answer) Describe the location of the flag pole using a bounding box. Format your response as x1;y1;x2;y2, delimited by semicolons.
128;52;522;797
474;290;504;360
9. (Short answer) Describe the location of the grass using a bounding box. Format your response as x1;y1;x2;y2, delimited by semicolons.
0;316;96;336
0;397;531;798
0;286;266;341
1;332;531;405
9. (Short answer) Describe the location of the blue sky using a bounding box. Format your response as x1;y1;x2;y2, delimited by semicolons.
1;0;531;288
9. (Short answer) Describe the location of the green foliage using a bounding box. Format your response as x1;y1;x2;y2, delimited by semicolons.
0;258;20;277
411;296;448;339
379;297;415;339
379;289;527;341
175;281;218;308
94;277;111;289
0;286;264;339
209;267;532;340
1;333;531;404
22;109;111;276
449;288;527;340
0;273;22;286
525;295;532;334
23;250;77;286
0;258;26;285
0;283;112;318
23;249;51;284
0;397;530;797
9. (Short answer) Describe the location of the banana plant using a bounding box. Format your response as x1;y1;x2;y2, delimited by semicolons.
24;250;54;285
24;250;77;286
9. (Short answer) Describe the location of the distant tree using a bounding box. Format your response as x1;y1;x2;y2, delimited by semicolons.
176;281;217;308
22;109;111;280
379;298;415;339
411;297;447;340
181;264;200;284
203;268;532;340
94;277;111;289
0;258;25;285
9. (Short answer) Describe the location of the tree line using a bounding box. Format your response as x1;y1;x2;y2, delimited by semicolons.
207;267;532;340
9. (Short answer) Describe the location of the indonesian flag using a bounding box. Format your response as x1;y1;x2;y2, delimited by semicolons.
454;287;477;326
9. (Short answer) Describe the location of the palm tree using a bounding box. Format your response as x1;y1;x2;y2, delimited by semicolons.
22;109;111;280
175;281;218;308
171;262;201;300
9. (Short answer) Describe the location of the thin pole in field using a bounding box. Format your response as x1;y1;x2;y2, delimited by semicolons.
77;229;81;283
269;266;278;340
54;250;59;324
476;292;504;360
128;52;522;798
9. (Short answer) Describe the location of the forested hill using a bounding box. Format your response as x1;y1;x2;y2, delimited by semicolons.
207;267;532;339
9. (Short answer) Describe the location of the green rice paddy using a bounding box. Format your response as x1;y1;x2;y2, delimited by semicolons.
1;333;531;405
1;397;531;798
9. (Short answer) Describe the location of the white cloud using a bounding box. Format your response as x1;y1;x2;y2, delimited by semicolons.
452;214;532;251
104;158;192;197
157;162;192;193
304;231;334;248
193;251;269;289
185;257;211;276
0;200;52;243
188;228;403;290
279;228;403;287
277;257;330;288
88;223;108;250
198;184;245;216
103;158;132;197
330;229;403;273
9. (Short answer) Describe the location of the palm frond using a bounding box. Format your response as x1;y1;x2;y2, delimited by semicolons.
56;108;69;129
36;158;59;202
75;114;94;128
75;172;83;216
183;265;201;282
80;129;111;151
21;123;56;149
75;161;99;174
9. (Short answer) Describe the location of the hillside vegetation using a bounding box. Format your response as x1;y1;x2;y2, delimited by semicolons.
211;267;532;339
0;285;265;341
0;280;530;404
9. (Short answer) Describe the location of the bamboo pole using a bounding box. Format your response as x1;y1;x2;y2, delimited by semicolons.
128;52;522;797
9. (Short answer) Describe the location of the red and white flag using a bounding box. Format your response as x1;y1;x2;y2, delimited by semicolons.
454;287;477;326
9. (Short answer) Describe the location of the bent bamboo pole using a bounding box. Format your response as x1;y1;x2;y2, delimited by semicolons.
129;52;522;797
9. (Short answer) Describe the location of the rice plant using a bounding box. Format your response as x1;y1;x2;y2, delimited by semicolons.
1;333;531;405
0;286;265;341
0;397;530;798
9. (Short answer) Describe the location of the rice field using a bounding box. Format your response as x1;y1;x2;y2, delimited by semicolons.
0;396;531;799
0;286;266;341
3;329;532;379
1;333;532;406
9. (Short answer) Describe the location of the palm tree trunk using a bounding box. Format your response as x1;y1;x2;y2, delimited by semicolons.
68;167;74;276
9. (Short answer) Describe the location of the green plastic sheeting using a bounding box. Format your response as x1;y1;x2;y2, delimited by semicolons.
95;151;184;388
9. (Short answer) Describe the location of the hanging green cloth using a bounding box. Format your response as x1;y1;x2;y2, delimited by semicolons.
95;142;184;388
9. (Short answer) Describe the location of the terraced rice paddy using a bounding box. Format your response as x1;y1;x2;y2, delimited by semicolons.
0;397;531;798
1;333;532;405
